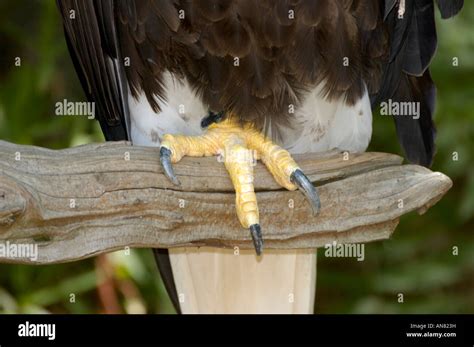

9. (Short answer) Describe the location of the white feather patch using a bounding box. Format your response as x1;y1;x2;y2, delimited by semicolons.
129;71;206;146
277;83;372;154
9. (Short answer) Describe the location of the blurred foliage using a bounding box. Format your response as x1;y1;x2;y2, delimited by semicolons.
0;0;473;314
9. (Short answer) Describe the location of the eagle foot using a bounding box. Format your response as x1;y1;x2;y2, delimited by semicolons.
159;115;320;255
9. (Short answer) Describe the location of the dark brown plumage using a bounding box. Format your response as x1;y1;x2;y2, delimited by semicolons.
117;0;387;128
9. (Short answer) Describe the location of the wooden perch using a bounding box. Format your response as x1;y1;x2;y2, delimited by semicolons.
0;140;452;265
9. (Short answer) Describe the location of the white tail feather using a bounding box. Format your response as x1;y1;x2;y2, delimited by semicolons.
169;248;317;314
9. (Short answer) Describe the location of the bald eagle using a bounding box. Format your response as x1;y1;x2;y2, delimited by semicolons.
57;0;463;313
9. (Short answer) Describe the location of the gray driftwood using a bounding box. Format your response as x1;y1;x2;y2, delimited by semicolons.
0;140;452;264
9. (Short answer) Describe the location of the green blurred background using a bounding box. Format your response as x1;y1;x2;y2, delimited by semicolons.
0;1;472;314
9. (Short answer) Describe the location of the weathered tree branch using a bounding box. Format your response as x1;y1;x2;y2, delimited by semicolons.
0;140;452;264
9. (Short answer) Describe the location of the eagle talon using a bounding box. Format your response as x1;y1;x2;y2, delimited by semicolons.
160;146;180;186
290;169;321;215
249;223;263;256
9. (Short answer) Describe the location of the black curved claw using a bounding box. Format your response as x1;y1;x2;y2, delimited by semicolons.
160;147;180;186
249;224;264;256
290;169;321;215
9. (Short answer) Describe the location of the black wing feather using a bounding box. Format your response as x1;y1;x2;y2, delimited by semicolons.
436;0;464;19
153;249;181;313
374;0;462;167
58;0;129;140
402;0;437;76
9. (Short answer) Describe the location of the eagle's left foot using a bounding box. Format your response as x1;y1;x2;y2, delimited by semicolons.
159;115;320;255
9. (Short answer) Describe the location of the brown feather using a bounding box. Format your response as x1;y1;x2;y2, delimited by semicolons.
116;0;391;129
